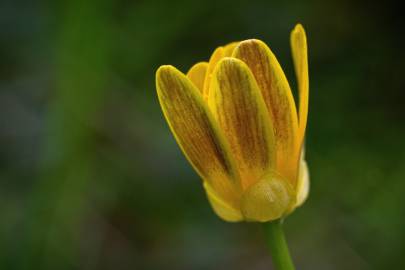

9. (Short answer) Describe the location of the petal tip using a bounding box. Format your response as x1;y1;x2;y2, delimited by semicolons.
235;38;266;49
222;55;254;66
213;57;246;74
186;62;208;75
156;65;177;78
156;65;188;93
292;23;306;37
233;39;274;61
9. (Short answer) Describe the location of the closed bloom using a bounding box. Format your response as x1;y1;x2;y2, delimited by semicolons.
156;24;309;222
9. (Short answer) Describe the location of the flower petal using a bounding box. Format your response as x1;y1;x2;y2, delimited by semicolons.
187;62;208;93
295;159;309;207
208;58;276;189
223;42;239;57
284;148;309;214
241;171;293;222
291;24;309;143
202;42;240;101
203;47;224;100
156;65;241;204
233;39;299;183
204;181;243;222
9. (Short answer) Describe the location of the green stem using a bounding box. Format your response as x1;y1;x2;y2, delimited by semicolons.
263;219;296;270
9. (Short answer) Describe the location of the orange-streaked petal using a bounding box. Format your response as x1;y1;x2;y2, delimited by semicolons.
156;65;241;204
187;62;208;93
208;58;276;189
291;24;309;143
233;39;299;184
204;181;243;222
241;171;293;222
203;47;224;100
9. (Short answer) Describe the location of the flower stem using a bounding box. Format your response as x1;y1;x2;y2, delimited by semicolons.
263;219;295;270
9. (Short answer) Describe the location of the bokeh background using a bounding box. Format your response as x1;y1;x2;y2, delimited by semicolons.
1;0;404;269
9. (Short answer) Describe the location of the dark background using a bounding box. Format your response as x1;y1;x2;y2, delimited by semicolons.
1;0;404;269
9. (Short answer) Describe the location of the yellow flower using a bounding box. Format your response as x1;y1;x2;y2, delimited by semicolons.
155;24;309;222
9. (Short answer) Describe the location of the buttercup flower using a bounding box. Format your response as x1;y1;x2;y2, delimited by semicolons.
156;24;309;222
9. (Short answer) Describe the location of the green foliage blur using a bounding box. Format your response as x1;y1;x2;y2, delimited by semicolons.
1;0;404;269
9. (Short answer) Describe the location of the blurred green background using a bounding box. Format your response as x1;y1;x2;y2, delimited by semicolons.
1;0;404;269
